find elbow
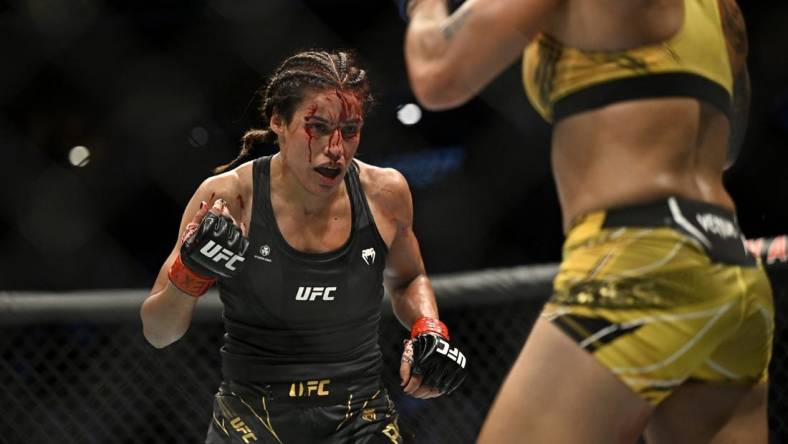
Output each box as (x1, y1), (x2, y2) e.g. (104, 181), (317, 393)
(142, 324), (183, 349)
(142, 329), (178, 349)
(140, 304), (182, 349)
(408, 62), (474, 111)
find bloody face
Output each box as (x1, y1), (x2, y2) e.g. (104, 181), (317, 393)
(279, 89), (364, 195)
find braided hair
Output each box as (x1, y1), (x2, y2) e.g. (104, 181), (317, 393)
(214, 50), (373, 173)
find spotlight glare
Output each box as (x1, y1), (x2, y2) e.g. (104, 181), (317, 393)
(397, 103), (422, 125)
(68, 146), (91, 167)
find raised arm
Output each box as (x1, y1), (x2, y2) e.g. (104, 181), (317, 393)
(140, 173), (247, 348)
(404, 0), (559, 110)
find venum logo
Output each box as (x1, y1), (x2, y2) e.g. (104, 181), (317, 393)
(362, 247), (376, 265)
(695, 213), (738, 239)
(295, 286), (337, 301)
(199, 240), (245, 271)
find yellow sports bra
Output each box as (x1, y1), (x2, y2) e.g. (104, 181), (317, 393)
(523, 0), (733, 122)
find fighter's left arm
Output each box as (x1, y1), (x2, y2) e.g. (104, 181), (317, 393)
(381, 168), (438, 329)
(380, 169), (468, 398)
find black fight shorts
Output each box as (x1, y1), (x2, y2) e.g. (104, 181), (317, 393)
(205, 376), (402, 444)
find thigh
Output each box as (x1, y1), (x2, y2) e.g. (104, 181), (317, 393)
(645, 268), (773, 444)
(644, 382), (768, 444)
(477, 318), (652, 444)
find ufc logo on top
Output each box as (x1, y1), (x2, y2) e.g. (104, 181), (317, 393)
(296, 287), (337, 301)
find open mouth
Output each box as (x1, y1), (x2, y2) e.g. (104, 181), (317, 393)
(314, 166), (342, 179)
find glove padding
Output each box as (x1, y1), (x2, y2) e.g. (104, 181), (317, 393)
(409, 333), (467, 395)
(396, 0), (467, 22)
(180, 212), (249, 279)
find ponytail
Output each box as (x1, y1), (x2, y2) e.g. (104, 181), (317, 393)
(213, 128), (277, 174)
(215, 50), (372, 175)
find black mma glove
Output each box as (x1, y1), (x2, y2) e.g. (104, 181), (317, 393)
(180, 211), (249, 279)
(407, 317), (467, 395)
(169, 205), (249, 297)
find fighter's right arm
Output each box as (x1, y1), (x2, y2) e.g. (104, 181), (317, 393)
(404, 0), (560, 110)
(140, 174), (244, 348)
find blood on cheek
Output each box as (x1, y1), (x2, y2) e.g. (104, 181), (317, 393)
(304, 104), (320, 162)
(302, 93), (363, 162)
(303, 125), (345, 162)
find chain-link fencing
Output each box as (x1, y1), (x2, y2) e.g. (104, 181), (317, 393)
(1, 264), (786, 443)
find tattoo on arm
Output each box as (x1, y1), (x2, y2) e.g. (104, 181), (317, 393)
(441, 7), (472, 40)
(718, 0), (748, 58)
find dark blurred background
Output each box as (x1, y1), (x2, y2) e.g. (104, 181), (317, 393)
(2, 0), (786, 291)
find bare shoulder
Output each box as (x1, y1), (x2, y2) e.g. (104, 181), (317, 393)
(356, 160), (413, 221)
(196, 160), (254, 208)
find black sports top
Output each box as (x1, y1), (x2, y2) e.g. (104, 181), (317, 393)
(218, 156), (389, 382)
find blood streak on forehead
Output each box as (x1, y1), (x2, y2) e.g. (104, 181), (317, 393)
(327, 90), (362, 148)
(334, 89), (363, 121)
(304, 91), (363, 122)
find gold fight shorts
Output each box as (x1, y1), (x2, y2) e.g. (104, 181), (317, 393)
(543, 196), (775, 405)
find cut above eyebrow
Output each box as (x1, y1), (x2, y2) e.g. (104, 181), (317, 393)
(304, 115), (363, 124)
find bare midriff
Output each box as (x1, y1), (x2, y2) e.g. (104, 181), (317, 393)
(544, 0), (737, 232)
(552, 97), (735, 233)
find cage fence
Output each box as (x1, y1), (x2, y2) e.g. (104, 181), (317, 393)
(1, 264), (786, 444)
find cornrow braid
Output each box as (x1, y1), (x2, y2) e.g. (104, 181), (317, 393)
(214, 49), (373, 174)
(338, 52), (348, 82)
